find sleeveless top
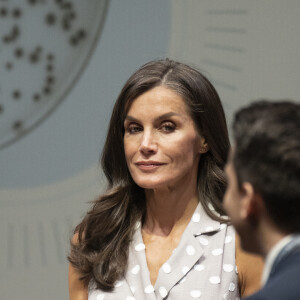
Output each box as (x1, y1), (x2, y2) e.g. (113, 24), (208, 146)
(88, 203), (240, 299)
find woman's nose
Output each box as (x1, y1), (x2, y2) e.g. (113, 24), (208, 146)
(139, 131), (157, 155)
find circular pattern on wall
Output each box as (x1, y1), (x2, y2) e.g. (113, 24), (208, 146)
(0, 0), (108, 150)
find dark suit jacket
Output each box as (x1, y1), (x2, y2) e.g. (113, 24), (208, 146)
(245, 251), (300, 300)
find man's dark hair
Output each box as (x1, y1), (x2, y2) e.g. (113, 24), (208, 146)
(232, 100), (300, 233)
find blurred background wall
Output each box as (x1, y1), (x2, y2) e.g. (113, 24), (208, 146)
(0, 1), (299, 299)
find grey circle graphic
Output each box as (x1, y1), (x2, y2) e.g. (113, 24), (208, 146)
(0, 0), (109, 150)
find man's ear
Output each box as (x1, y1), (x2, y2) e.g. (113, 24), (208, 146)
(239, 182), (261, 221)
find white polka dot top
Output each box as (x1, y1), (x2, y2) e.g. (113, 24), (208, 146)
(88, 203), (239, 300)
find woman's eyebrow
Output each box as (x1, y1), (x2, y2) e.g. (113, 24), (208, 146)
(124, 115), (140, 123)
(124, 112), (181, 123)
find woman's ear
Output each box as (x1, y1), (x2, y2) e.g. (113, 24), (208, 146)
(198, 136), (209, 154)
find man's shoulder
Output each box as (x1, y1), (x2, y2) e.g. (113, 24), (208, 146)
(245, 252), (300, 300)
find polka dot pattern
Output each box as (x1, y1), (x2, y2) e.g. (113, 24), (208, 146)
(130, 286), (136, 294)
(89, 205), (239, 300)
(131, 265), (140, 275)
(182, 266), (190, 275)
(190, 290), (202, 298)
(194, 264), (205, 271)
(229, 282), (236, 292)
(220, 223), (227, 230)
(209, 276), (221, 284)
(192, 212), (201, 222)
(144, 285), (154, 294)
(114, 281), (123, 288)
(199, 237), (208, 246)
(186, 245), (196, 255)
(159, 286), (168, 297)
(134, 243), (145, 251)
(212, 248), (223, 256)
(205, 226), (214, 231)
(179, 276), (187, 284)
(223, 264), (234, 272)
(162, 262), (172, 273)
(225, 236), (233, 244)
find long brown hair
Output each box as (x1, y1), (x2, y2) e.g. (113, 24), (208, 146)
(68, 59), (230, 291)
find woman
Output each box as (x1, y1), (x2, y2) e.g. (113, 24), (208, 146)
(69, 59), (263, 299)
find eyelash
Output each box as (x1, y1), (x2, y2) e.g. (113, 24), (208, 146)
(125, 122), (176, 134)
(126, 124), (142, 134)
(161, 122), (176, 132)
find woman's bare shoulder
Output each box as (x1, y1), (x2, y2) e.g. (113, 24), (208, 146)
(235, 234), (264, 298)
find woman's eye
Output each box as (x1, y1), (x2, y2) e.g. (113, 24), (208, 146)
(161, 122), (176, 132)
(127, 125), (142, 134)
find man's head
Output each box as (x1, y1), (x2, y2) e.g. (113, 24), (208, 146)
(224, 100), (300, 253)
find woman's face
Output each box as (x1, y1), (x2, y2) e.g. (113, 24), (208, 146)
(124, 86), (207, 190)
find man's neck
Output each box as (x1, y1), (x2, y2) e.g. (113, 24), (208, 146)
(255, 217), (287, 258)
(261, 235), (293, 286)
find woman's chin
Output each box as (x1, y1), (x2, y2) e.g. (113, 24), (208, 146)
(134, 178), (169, 190)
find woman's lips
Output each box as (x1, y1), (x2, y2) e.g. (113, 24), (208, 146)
(135, 161), (165, 171)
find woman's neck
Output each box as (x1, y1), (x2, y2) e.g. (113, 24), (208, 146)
(143, 184), (198, 237)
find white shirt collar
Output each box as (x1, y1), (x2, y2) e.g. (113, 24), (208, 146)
(261, 235), (292, 286)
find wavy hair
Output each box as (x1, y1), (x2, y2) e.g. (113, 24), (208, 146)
(68, 59), (230, 291)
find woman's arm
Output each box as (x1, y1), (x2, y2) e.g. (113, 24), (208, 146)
(68, 233), (88, 300)
(69, 263), (88, 300)
(236, 234), (264, 297)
